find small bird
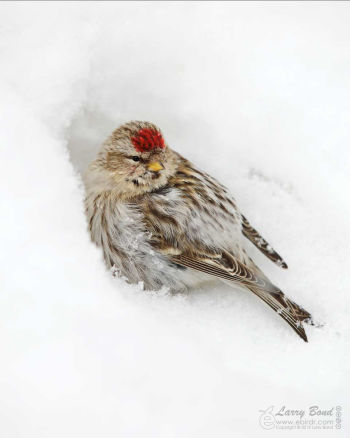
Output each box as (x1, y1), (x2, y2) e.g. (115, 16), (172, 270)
(84, 121), (313, 341)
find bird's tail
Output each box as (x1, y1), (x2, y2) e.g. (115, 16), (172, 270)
(247, 284), (313, 342)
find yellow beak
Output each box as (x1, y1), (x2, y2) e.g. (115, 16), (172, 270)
(147, 161), (164, 172)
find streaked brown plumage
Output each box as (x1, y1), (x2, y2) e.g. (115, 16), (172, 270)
(84, 121), (313, 342)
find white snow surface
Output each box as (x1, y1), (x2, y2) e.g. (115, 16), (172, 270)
(1, 2), (350, 437)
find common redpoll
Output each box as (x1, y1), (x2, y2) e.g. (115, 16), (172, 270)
(84, 121), (312, 342)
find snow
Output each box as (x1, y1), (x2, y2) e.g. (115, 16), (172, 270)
(1, 2), (350, 437)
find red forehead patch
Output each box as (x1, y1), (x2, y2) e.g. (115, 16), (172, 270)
(131, 128), (165, 153)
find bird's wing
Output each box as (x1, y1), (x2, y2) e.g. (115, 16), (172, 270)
(137, 159), (308, 340)
(240, 214), (288, 269)
(169, 249), (311, 342)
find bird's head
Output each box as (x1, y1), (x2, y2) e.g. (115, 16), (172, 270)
(87, 121), (177, 198)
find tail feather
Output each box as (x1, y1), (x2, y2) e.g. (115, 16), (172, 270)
(170, 252), (312, 342)
(249, 285), (312, 342)
(241, 214), (288, 269)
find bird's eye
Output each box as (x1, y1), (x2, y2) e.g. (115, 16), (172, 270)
(131, 156), (140, 162)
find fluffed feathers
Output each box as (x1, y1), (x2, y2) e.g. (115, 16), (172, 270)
(84, 120), (313, 342)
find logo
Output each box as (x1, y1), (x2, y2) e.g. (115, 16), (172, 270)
(258, 405), (342, 430)
(259, 406), (276, 430)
